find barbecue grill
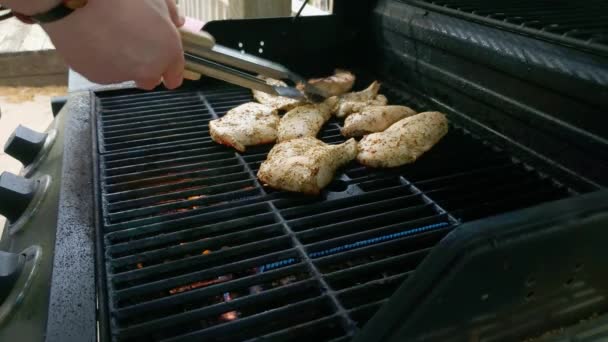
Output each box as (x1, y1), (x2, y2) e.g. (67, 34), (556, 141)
(1, 1), (607, 342)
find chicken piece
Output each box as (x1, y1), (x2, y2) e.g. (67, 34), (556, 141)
(252, 77), (305, 111)
(335, 95), (388, 119)
(209, 102), (279, 152)
(307, 69), (356, 97)
(357, 111), (448, 168)
(277, 96), (338, 142)
(334, 81), (385, 118)
(258, 137), (358, 194)
(341, 105), (417, 138)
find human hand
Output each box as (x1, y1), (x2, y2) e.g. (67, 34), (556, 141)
(42, 0), (186, 90)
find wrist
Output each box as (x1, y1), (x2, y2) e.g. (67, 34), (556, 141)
(3, 0), (61, 16)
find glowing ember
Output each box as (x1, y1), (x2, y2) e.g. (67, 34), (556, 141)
(187, 195), (206, 201)
(169, 279), (221, 295)
(136, 263), (144, 269)
(219, 292), (239, 321)
(202, 250), (212, 255)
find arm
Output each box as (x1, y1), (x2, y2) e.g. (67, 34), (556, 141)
(1, 0), (60, 16)
(2, 0), (186, 90)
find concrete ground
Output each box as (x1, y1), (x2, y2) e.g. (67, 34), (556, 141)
(0, 86), (66, 233)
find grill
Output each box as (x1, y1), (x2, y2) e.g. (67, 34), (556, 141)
(406, 0), (608, 56)
(93, 81), (576, 341)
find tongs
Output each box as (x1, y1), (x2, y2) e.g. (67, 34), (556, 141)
(180, 29), (328, 101)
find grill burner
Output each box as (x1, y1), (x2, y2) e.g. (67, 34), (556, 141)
(406, 0), (608, 56)
(94, 82), (575, 341)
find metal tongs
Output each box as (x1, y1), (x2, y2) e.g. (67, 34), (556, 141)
(180, 29), (328, 101)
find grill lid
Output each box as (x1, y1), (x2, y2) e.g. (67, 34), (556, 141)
(405, 0), (608, 56)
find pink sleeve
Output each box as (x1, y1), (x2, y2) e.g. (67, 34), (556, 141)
(182, 16), (206, 32)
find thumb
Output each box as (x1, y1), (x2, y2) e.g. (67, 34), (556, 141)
(165, 0), (185, 27)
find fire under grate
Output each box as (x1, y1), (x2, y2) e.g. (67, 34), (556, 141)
(93, 82), (574, 341)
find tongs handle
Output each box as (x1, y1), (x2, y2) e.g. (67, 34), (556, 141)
(178, 28), (314, 100)
(179, 28), (216, 50)
(179, 28), (305, 85)
(179, 29), (212, 80)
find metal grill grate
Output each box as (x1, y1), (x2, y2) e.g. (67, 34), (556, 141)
(405, 0), (608, 56)
(94, 82), (572, 341)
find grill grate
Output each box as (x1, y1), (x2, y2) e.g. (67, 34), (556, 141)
(94, 82), (573, 341)
(405, 0), (608, 56)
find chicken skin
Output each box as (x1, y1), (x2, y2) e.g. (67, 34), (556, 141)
(341, 105), (417, 138)
(209, 102), (279, 152)
(252, 77), (305, 111)
(334, 81), (385, 118)
(357, 111), (448, 168)
(307, 69), (356, 97)
(277, 97), (338, 142)
(257, 137), (358, 194)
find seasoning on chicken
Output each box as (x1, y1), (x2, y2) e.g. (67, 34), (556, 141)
(252, 76), (305, 111)
(257, 137), (358, 195)
(357, 111), (448, 168)
(209, 102), (279, 152)
(335, 95), (388, 119)
(341, 105), (417, 138)
(277, 96), (338, 142)
(306, 69), (356, 97)
(334, 81), (386, 118)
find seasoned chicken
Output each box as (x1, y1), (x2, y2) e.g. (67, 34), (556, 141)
(341, 105), (417, 138)
(209, 102), (279, 152)
(335, 81), (385, 118)
(257, 137), (358, 194)
(277, 97), (338, 142)
(307, 69), (356, 97)
(357, 111), (448, 168)
(336, 95), (388, 119)
(252, 77), (305, 111)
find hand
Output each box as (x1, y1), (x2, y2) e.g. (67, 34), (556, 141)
(42, 0), (186, 90)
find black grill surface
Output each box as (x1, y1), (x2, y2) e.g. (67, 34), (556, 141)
(405, 0), (608, 56)
(94, 82), (573, 341)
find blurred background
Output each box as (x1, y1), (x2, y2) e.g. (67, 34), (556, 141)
(177, 0), (333, 21)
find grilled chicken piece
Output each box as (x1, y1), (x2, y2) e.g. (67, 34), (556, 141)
(307, 69), (356, 97)
(357, 111), (448, 168)
(334, 81), (385, 118)
(335, 95), (388, 119)
(253, 77), (305, 111)
(341, 105), (417, 138)
(209, 102), (279, 152)
(258, 137), (358, 194)
(277, 97), (338, 142)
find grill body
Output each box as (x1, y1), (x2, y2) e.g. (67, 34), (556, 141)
(93, 82), (578, 341)
(44, 1), (608, 341)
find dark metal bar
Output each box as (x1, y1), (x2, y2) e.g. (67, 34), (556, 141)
(113, 248), (299, 300)
(161, 296), (331, 342)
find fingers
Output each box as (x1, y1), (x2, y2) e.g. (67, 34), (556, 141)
(165, 0), (185, 27)
(136, 78), (162, 91)
(162, 49), (185, 89)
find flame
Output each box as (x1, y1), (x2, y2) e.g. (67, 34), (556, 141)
(219, 292), (239, 321)
(220, 310), (238, 321)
